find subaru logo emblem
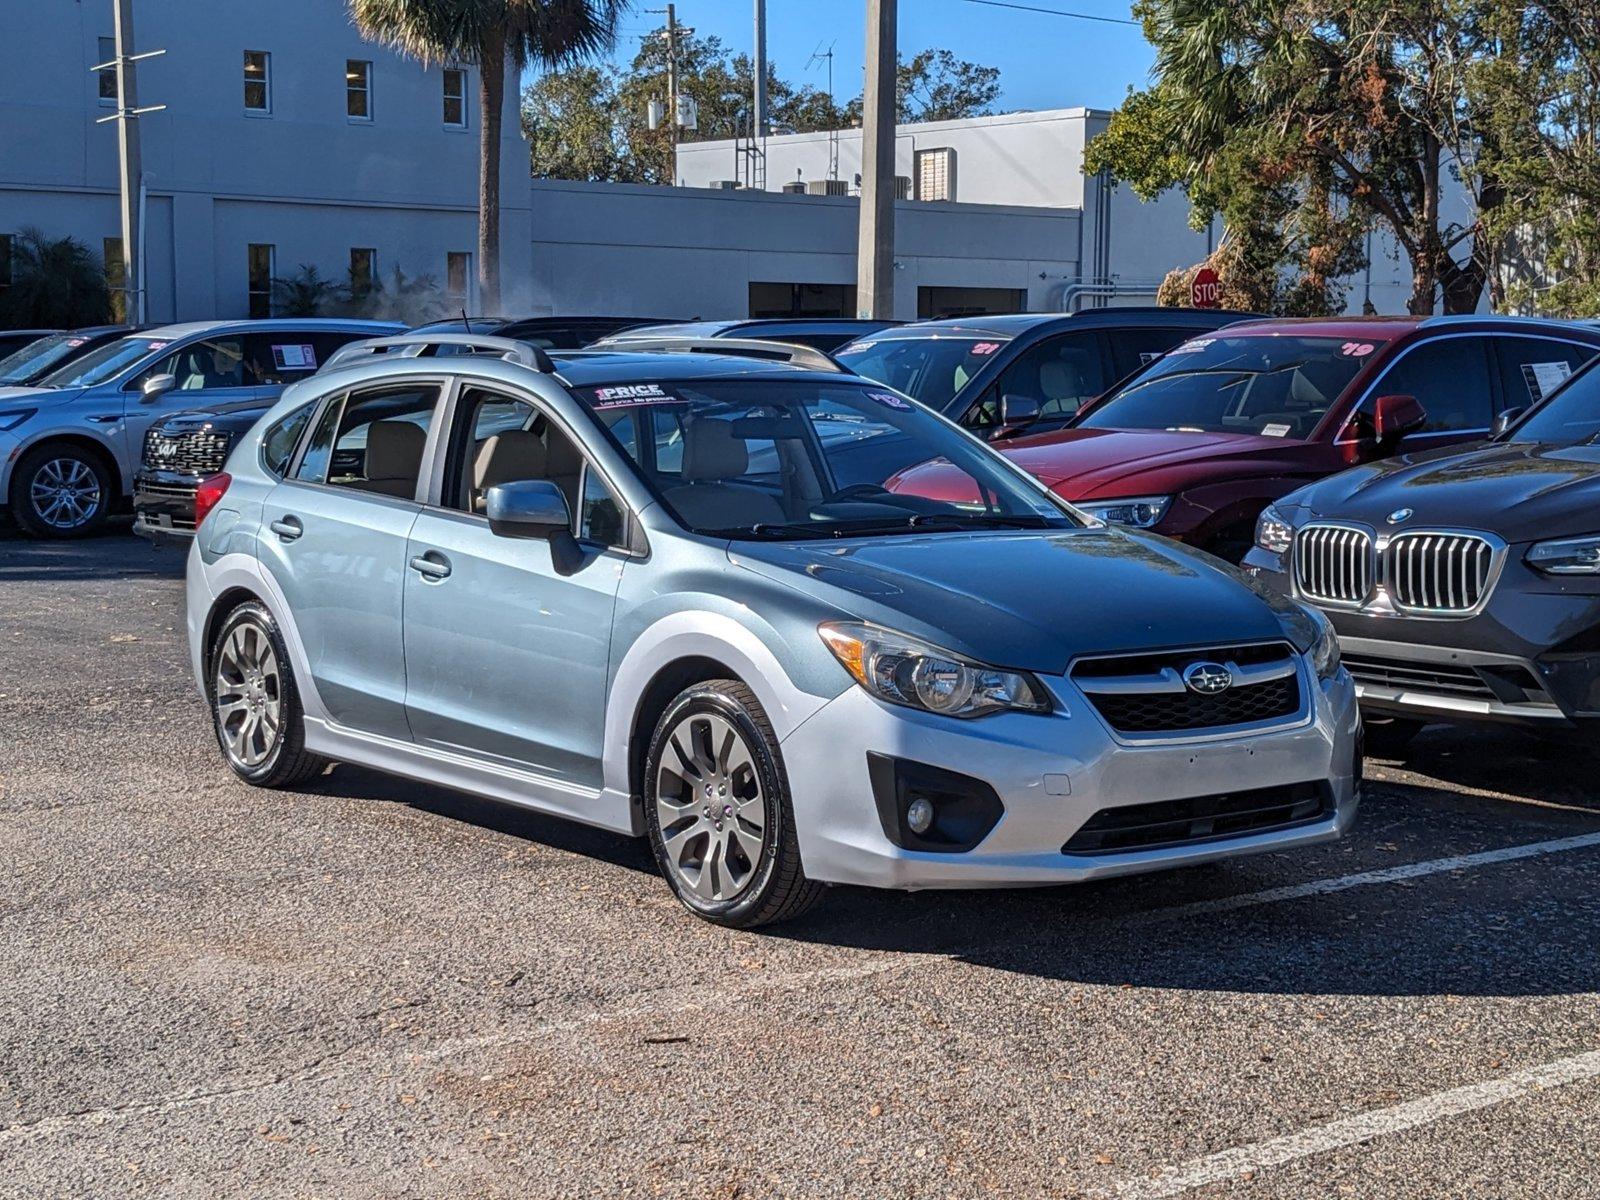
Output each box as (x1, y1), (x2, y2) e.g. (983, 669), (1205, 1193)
(1182, 661), (1233, 695)
(1386, 507), (1413, 525)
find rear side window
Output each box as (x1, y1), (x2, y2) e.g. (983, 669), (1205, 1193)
(1106, 328), (1200, 380)
(1367, 338), (1493, 433)
(1494, 337), (1596, 409)
(262, 403), (314, 476)
(247, 332), (373, 384)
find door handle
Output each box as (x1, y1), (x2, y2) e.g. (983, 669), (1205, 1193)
(269, 516), (303, 542)
(409, 552), (452, 580)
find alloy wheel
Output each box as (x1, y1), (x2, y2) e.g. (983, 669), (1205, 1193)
(29, 457), (103, 531)
(653, 711), (769, 902)
(214, 622), (284, 769)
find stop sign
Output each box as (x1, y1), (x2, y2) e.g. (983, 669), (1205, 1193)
(1191, 267), (1222, 309)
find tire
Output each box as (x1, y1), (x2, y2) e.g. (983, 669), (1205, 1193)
(643, 680), (824, 928)
(207, 600), (328, 789)
(8, 442), (114, 538)
(1362, 715), (1425, 757)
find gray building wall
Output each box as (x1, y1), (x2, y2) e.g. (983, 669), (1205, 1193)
(0, 0), (529, 322)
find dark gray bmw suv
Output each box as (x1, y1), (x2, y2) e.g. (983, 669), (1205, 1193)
(1244, 351), (1600, 750)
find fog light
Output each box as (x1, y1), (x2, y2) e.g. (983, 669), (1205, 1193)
(906, 797), (935, 835)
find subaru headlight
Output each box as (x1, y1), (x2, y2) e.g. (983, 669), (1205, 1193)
(1075, 495), (1172, 529)
(0, 408), (38, 433)
(818, 621), (1052, 719)
(1255, 503), (1295, 554)
(1527, 534), (1600, 575)
(1302, 603), (1342, 680)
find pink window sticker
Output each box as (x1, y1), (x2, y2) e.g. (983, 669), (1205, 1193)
(1340, 342), (1376, 357)
(66, 337), (88, 347)
(146, 341), (169, 351)
(969, 342), (1002, 356)
(867, 390), (912, 410)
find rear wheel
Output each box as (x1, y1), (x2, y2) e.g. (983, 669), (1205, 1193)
(209, 601), (327, 788)
(1362, 715), (1425, 757)
(8, 443), (113, 538)
(643, 680), (823, 928)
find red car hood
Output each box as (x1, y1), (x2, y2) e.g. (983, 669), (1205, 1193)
(893, 427), (1315, 502)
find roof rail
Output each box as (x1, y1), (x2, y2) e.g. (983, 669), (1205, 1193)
(598, 336), (853, 374)
(323, 332), (556, 373)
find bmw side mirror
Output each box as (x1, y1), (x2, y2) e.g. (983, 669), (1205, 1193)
(1492, 406), (1526, 438)
(141, 372), (177, 401)
(995, 393), (1040, 438)
(485, 479), (584, 574)
(1372, 393), (1427, 443)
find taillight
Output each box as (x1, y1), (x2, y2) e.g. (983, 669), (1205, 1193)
(194, 472), (232, 528)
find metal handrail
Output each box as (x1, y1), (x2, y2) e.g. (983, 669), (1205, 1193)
(323, 333), (556, 373)
(595, 336), (853, 374)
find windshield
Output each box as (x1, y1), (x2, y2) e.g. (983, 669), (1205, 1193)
(40, 334), (172, 388)
(577, 378), (1076, 539)
(0, 332), (101, 385)
(834, 336), (1008, 411)
(1505, 359), (1600, 444)
(1076, 334), (1384, 439)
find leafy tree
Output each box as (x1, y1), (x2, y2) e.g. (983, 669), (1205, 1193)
(1087, 0), (1508, 315)
(0, 228), (112, 329)
(845, 48), (1002, 124)
(349, 0), (623, 311)
(270, 265), (344, 317)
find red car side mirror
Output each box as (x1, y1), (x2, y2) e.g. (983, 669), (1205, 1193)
(1372, 393), (1427, 443)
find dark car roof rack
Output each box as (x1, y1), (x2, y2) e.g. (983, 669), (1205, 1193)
(324, 332), (556, 373)
(596, 336), (853, 374)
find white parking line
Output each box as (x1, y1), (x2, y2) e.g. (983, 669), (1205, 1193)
(1156, 831), (1600, 920)
(1107, 1048), (1600, 1198)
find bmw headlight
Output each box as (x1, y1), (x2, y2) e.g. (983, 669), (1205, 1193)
(1527, 534), (1600, 575)
(1302, 603), (1342, 680)
(1255, 503), (1295, 554)
(819, 621), (1052, 719)
(1076, 495), (1172, 529)
(0, 408), (38, 433)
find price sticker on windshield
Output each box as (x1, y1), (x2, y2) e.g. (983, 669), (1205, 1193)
(1340, 342), (1376, 357)
(969, 342), (1002, 356)
(590, 382), (681, 409)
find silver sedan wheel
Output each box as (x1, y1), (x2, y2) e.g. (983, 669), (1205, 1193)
(654, 711), (768, 903)
(214, 623), (283, 770)
(29, 457), (103, 530)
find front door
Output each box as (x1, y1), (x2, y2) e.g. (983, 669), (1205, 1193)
(256, 380), (442, 740)
(402, 385), (627, 788)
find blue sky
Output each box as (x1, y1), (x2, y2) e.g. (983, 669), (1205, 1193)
(537, 0), (1155, 113)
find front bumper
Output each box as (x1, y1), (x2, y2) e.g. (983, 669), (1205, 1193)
(778, 667), (1360, 890)
(1243, 542), (1600, 726)
(133, 470), (199, 543)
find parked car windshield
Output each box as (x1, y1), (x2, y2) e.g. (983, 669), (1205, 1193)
(1504, 361), (1600, 443)
(40, 334), (171, 388)
(1075, 334), (1384, 439)
(577, 378), (1076, 539)
(834, 336), (1010, 411)
(0, 332), (98, 385)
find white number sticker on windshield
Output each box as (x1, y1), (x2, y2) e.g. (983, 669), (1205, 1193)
(1260, 423), (1292, 438)
(1172, 338), (1213, 353)
(866, 390), (912, 410)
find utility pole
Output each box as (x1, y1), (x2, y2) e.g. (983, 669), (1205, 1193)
(753, 0), (768, 138)
(664, 5), (681, 169)
(856, 0), (896, 319)
(94, 0), (164, 325)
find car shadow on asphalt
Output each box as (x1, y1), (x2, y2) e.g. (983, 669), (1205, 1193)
(1371, 724), (1600, 817)
(0, 523), (185, 581)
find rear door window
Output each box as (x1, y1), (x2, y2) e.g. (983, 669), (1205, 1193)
(1106, 328), (1202, 381)
(1493, 337), (1596, 409)
(247, 331), (374, 384)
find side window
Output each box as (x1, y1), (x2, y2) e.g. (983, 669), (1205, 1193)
(1367, 339), (1493, 434)
(262, 402), (314, 476)
(1495, 338), (1596, 410)
(294, 385), (438, 497)
(977, 332), (1107, 426)
(579, 468), (626, 547)
(247, 332), (367, 384)
(448, 387), (586, 521)
(149, 337), (259, 391)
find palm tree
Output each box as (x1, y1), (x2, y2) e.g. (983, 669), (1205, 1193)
(0, 227), (112, 329)
(348, 0), (623, 312)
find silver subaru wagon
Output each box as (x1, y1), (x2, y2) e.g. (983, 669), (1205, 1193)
(185, 332), (1361, 927)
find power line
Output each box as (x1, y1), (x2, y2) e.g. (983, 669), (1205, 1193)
(955, 0), (1140, 27)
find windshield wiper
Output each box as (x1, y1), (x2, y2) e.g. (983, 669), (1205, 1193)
(907, 511), (1060, 529)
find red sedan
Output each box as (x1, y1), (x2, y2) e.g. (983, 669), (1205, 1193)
(891, 316), (1600, 560)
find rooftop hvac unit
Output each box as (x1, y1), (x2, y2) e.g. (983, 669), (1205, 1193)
(895, 175), (912, 200)
(806, 179), (849, 197)
(709, 180), (740, 190)
(781, 181), (807, 194)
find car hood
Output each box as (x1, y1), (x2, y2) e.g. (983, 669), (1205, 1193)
(1284, 440), (1600, 543)
(0, 383), (87, 410)
(730, 528), (1302, 674)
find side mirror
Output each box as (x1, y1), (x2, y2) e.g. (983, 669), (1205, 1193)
(486, 479), (572, 539)
(141, 373), (177, 401)
(1372, 393), (1427, 443)
(995, 393), (1040, 437)
(1492, 406), (1527, 438)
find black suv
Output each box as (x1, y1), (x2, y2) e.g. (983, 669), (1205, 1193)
(1245, 349), (1600, 748)
(833, 308), (1263, 440)
(409, 314), (676, 349)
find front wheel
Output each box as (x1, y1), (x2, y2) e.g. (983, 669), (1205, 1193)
(208, 601), (328, 788)
(643, 680), (824, 928)
(8, 443), (114, 538)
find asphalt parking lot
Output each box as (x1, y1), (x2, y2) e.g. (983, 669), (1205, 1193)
(3, 530), (1599, 1199)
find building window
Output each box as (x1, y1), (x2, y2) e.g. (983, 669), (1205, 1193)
(442, 68), (467, 128)
(916, 285), (1025, 320)
(104, 238), (126, 322)
(0, 233), (12, 294)
(97, 38), (119, 105)
(349, 247), (376, 296)
(247, 243), (275, 318)
(243, 51), (271, 113)
(915, 148), (956, 202)
(446, 252), (471, 304)
(346, 60), (373, 121)
(747, 282), (855, 318)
